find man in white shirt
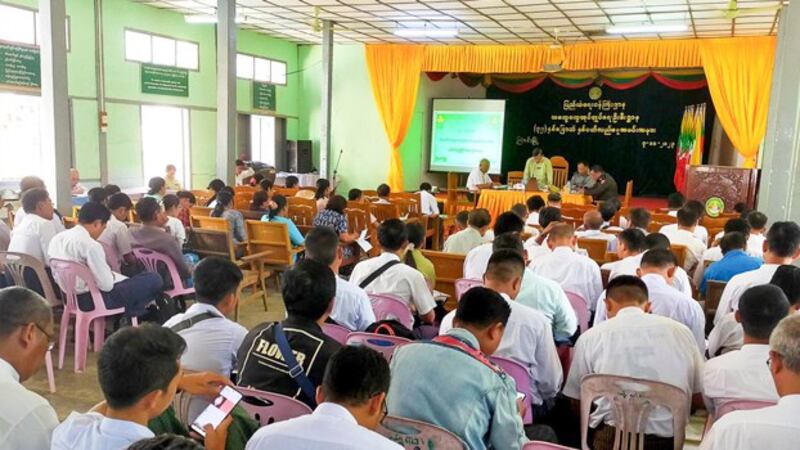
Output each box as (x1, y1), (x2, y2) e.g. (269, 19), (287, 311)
(350, 219), (436, 324)
(48, 202), (164, 318)
(700, 314), (800, 450)
(443, 208), (491, 254)
(8, 188), (58, 266)
(575, 210), (617, 252)
(51, 324), (230, 450)
(464, 212), (524, 280)
(246, 345), (402, 450)
(305, 227), (375, 331)
(524, 206), (562, 260)
(714, 221), (800, 325)
(98, 192), (136, 271)
(466, 158), (496, 192)
(703, 285), (788, 415)
(525, 195), (545, 231)
(659, 207), (706, 272)
(744, 211), (768, 258)
(13, 176), (65, 233)
(441, 250), (562, 413)
(418, 182), (439, 217)
(563, 276), (704, 448)
(69, 168), (86, 195)
(0, 287), (59, 450)
(601, 229), (648, 281)
(530, 223), (603, 312)
(625, 208), (651, 235)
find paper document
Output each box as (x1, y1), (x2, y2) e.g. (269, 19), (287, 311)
(356, 229), (372, 253)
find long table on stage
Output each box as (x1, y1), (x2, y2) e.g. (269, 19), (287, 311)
(477, 189), (593, 221)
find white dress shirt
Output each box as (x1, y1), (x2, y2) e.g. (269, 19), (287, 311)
(245, 402), (402, 450)
(712, 232), (766, 258)
(575, 229), (618, 252)
(440, 294), (563, 405)
(463, 242), (493, 280)
(98, 215), (132, 264)
(14, 209), (64, 233)
(466, 168), (492, 191)
(51, 412), (154, 450)
(331, 276), (376, 331)
(165, 216), (186, 245)
(530, 246), (603, 311)
(702, 344), (777, 416)
(7, 213), (57, 265)
(714, 264), (780, 325)
(0, 358), (59, 450)
(526, 212), (539, 228)
(659, 227), (706, 271)
(419, 190), (439, 216)
(349, 252), (436, 316)
(707, 312), (744, 357)
(517, 268), (578, 341)
(700, 395), (800, 450)
(601, 253), (693, 297)
(48, 225), (125, 293)
(443, 227), (485, 254)
(563, 307), (704, 437)
(660, 223), (709, 245)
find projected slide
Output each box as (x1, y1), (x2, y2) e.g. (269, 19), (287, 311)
(429, 99), (506, 174)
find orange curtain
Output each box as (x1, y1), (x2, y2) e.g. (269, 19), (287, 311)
(364, 45), (425, 191)
(699, 37), (776, 168)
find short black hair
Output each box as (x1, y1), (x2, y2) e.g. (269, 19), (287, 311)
(176, 191), (196, 205)
(98, 324), (185, 409)
(640, 249), (676, 268)
(193, 257), (243, 306)
(378, 218), (407, 251)
(304, 226), (340, 266)
(250, 191), (269, 210)
(162, 194), (179, 211)
(492, 232), (524, 254)
(135, 197), (162, 223)
(746, 211), (768, 230)
(21, 188), (49, 214)
(406, 222), (425, 248)
(667, 192), (685, 209)
(676, 207), (698, 227)
(538, 206), (562, 228)
(148, 177), (166, 195)
(629, 208), (651, 229)
(526, 195), (545, 212)
(282, 259), (336, 320)
(347, 188), (363, 201)
(590, 165), (604, 173)
(127, 435), (203, 450)
(720, 232), (747, 254)
(577, 160), (590, 167)
(767, 222), (800, 258)
(104, 184), (121, 195)
(645, 232), (671, 251)
(268, 194), (287, 219)
(326, 195), (347, 214)
(733, 202), (749, 214)
(510, 204), (528, 220)
(0, 287), (51, 338)
(739, 284), (790, 340)
(87, 187), (108, 204)
(322, 346), (390, 407)
(618, 228), (647, 253)
(547, 192), (561, 203)
(207, 179), (225, 192)
(606, 275), (649, 304)
(285, 176), (299, 188)
(532, 148), (543, 157)
(108, 193), (133, 211)
(468, 209), (491, 229)
(377, 183), (391, 198)
(455, 211), (469, 228)
(724, 218), (750, 236)
(684, 200), (705, 218)
(494, 211), (524, 235)
(259, 179), (274, 192)
(419, 182), (432, 192)
(211, 191), (233, 217)
(598, 202), (617, 222)
(78, 201), (111, 224)
(485, 250), (525, 283)
(770, 265), (800, 306)
(454, 287), (511, 329)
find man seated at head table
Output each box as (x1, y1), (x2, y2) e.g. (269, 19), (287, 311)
(466, 159), (499, 192)
(581, 165), (618, 202)
(522, 148), (553, 190)
(568, 161), (595, 191)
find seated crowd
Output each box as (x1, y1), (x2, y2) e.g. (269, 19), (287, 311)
(1, 172), (800, 450)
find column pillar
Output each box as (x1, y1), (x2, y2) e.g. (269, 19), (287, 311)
(216, 0), (237, 184)
(320, 20), (333, 178)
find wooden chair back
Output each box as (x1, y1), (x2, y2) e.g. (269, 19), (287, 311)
(577, 238), (608, 264)
(651, 213), (678, 224)
(371, 203), (401, 223)
(507, 171), (523, 185)
(274, 187), (298, 197)
(288, 205), (314, 227)
(394, 198), (420, 218)
(234, 186), (257, 195)
(191, 215), (230, 232)
(347, 201), (371, 215)
(234, 192), (255, 210)
(420, 250), (465, 309)
(704, 280), (727, 313)
(246, 220), (299, 267)
(345, 208), (370, 234)
(670, 244), (689, 270)
(622, 180), (633, 208)
(550, 155), (569, 188)
(286, 195), (317, 214)
(187, 225), (236, 261)
(239, 210), (264, 221)
(190, 190), (212, 206)
(190, 206), (213, 218)
(702, 216), (730, 230)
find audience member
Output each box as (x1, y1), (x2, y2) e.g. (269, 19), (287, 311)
(530, 224), (603, 312)
(130, 197), (192, 283)
(670, 199), (710, 244)
(627, 207), (651, 233)
(582, 165), (618, 202)
(0, 287), (59, 450)
(104, 184), (121, 195)
(164, 164), (182, 191)
(98, 192), (137, 270)
(245, 346), (401, 450)
(510, 203), (529, 222)
(175, 191), (195, 228)
(701, 314), (800, 449)
(284, 175), (300, 189)
(700, 232), (763, 295)
(526, 206), (562, 259)
(249, 190), (270, 215)
(312, 195), (357, 261)
(601, 229), (647, 280)
(48, 202), (163, 317)
(643, 232), (694, 296)
(87, 187), (109, 205)
(454, 210), (470, 231)
(262, 195), (304, 247)
(350, 219), (435, 324)
(8, 188), (57, 267)
(404, 222), (436, 287)
(745, 211), (769, 257)
(575, 210), (617, 251)
(443, 208), (491, 254)
(127, 434), (202, 450)
(547, 192), (561, 208)
(389, 287), (528, 449)
(162, 194), (186, 246)
(464, 211), (524, 280)
(70, 168), (86, 195)
(237, 259), (341, 408)
(666, 192), (685, 216)
(211, 190), (246, 244)
(659, 207), (706, 271)
(347, 188), (364, 202)
(703, 218), (752, 262)
(315, 179), (332, 211)
(234, 160), (255, 186)
(374, 184), (391, 204)
(598, 201), (618, 229)
(13, 176), (64, 232)
(304, 227), (375, 332)
(563, 276), (704, 450)
(525, 195), (545, 229)
(145, 177), (167, 202)
(205, 179), (226, 208)
(418, 182), (439, 216)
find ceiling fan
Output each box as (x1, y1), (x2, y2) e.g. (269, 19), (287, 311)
(719, 0), (783, 20)
(543, 28), (565, 73)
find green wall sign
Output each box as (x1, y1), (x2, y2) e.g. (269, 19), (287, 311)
(253, 82), (276, 111)
(141, 64), (189, 97)
(0, 42), (41, 88)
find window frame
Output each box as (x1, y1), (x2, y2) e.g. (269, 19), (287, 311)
(0, 2), (71, 52)
(236, 51), (287, 86)
(123, 27), (200, 72)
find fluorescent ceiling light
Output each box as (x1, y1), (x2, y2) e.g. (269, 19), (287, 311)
(606, 23), (688, 34)
(395, 23), (459, 38)
(185, 14), (245, 24)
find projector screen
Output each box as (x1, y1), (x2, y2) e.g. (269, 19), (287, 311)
(429, 99), (506, 174)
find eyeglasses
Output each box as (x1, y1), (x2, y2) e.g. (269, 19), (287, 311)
(34, 323), (55, 351)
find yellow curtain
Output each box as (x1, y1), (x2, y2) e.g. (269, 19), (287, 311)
(365, 45), (425, 191)
(699, 37), (776, 168)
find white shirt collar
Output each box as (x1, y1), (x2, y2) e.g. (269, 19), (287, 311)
(98, 415), (154, 441)
(0, 357), (20, 383)
(739, 343), (771, 354)
(73, 224), (92, 240)
(551, 246), (574, 256)
(378, 252), (401, 262)
(185, 302), (225, 318)
(615, 306), (646, 318)
(313, 402), (359, 425)
(641, 273), (669, 287)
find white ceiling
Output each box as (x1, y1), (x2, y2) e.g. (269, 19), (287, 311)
(134, 0), (787, 45)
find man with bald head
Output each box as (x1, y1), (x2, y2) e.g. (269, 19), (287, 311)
(466, 159), (496, 193)
(575, 210), (618, 252)
(13, 176), (64, 233)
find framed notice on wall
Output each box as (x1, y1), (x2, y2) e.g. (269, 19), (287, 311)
(0, 42), (41, 89)
(141, 63), (189, 97)
(253, 81), (276, 111)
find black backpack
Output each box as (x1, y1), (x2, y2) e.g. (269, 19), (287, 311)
(140, 293), (183, 325)
(365, 319), (416, 340)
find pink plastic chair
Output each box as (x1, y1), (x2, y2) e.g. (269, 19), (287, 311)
(523, 441), (578, 449)
(99, 241), (121, 273)
(345, 331), (412, 360)
(132, 248), (195, 298)
(368, 293), (414, 330)
(489, 355), (534, 425)
(322, 323), (351, 345)
(236, 387), (312, 425)
(454, 278), (484, 301)
(565, 291), (589, 332)
(702, 398), (777, 436)
(378, 415), (468, 450)
(579, 374), (690, 450)
(50, 258), (138, 373)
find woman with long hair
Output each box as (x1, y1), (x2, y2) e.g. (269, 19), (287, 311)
(250, 190), (270, 214)
(262, 195), (304, 246)
(315, 178), (332, 211)
(404, 221), (436, 288)
(206, 178), (226, 207)
(210, 189), (246, 244)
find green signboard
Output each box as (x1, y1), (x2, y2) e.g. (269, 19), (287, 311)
(141, 64), (189, 97)
(0, 42), (41, 88)
(253, 82), (276, 111)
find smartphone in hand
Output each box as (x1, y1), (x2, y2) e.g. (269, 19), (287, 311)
(190, 386), (243, 437)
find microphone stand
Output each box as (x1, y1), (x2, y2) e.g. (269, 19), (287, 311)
(332, 148), (344, 191)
